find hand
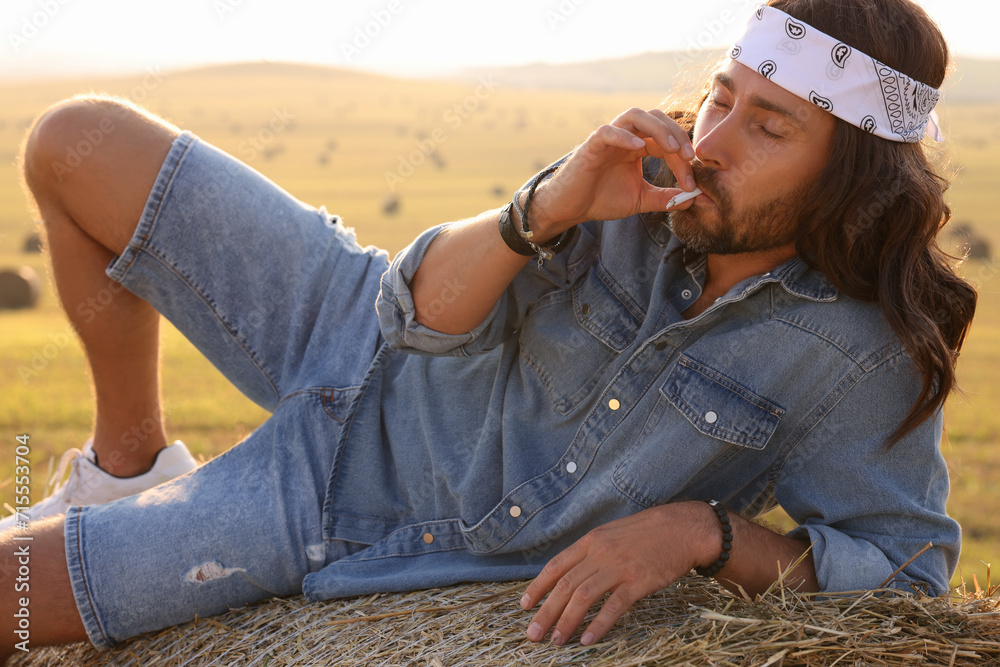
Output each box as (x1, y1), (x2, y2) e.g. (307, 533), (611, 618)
(527, 107), (698, 240)
(519, 501), (718, 646)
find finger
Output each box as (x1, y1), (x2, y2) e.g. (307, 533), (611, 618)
(584, 123), (650, 155)
(578, 586), (641, 646)
(521, 549), (579, 612)
(546, 571), (620, 646)
(641, 109), (697, 192)
(524, 558), (601, 643)
(647, 108), (696, 158)
(602, 108), (697, 192)
(528, 567), (609, 645)
(637, 185), (696, 214)
(611, 108), (695, 163)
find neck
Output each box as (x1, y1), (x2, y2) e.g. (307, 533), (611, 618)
(683, 243), (797, 319)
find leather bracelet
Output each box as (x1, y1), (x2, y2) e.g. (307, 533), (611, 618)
(497, 202), (536, 256)
(520, 165), (577, 262)
(694, 499), (733, 578)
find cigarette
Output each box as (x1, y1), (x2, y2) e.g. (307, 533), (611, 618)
(666, 187), (703, 209)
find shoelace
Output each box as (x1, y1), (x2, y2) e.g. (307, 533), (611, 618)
(45, 447), (86, 500)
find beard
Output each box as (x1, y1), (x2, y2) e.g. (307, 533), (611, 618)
(669, 163), (811, 255)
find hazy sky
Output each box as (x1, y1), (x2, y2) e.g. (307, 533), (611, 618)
(1, 0), (995, 80)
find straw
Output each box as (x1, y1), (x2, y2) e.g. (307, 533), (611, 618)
(13, 572), (999, 667)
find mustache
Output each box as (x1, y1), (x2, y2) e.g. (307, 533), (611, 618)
(689, 162), (727, 205)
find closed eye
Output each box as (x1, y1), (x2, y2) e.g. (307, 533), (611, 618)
(758, 124), (784, 140)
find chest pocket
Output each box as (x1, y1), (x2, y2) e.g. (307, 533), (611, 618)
(519, 260), (644, 415)
(665, 356), (784, 448)
(613, 355), (784, 508)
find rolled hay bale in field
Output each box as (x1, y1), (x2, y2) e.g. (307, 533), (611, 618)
(0, 266), (41, 310)
(14, 576), (1000, 666)
(382, 193), (400, 216)
(22, 232), (43, 253)
(946, 221), (993, 261)
(966, 235), (992, 260)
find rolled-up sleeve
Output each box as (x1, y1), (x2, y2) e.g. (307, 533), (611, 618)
(375, 217), (593, 356)
(778, 353), (959, 596)
(375, 222), (509, 356)
(377, 157), (590, 356)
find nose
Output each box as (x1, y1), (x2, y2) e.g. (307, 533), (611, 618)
(693, 116), (736, 171)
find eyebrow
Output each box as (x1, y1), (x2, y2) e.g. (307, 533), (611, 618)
(713, 72), (806, 129)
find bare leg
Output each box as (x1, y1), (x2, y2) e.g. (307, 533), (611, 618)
(0, 517), (87, 659)
(21, 96), (180, 477)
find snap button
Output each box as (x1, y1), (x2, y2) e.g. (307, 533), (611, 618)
(581, 303), (591, 315)
(608, 398), (621, 411)
(566, 461), (578, 474)
(654, 341), (667, 351)
(422, 532), (434, 544)
(705, 411), (718, 424)
(509, 505), (522, 518)
(681, 289), (692, 300)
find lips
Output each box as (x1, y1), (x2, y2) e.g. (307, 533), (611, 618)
(688, 165), (724, 210)
(694, 189), (716, 206)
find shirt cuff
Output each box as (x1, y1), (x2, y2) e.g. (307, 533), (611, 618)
(376, 223), (504, 356)
(787, 523), (953, 596)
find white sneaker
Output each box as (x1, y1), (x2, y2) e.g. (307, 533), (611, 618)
(0, 440), (198, 531)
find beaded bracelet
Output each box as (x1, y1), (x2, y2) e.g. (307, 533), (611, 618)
(694, 499), (733, 578)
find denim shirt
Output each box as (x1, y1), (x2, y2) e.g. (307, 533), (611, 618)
(301, 191), (958, 602)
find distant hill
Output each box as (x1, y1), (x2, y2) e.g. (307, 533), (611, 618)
(942, 57), (1000, 103)
(457, 50), (1000, 103)
(457, 51), (720, 96)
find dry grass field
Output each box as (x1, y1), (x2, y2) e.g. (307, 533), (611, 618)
(0, 60), (997, 594)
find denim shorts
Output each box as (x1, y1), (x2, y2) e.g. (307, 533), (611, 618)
(65, 131), (390, 649)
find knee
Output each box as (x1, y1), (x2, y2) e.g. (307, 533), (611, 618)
(21, 95), (170, 191)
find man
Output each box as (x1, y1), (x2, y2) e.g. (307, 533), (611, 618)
(0, 0), (976, 658)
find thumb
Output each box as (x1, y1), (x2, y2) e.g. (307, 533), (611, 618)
(641, 186), (699, 213)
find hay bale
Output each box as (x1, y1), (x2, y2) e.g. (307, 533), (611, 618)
(946, 221), (993, 260)
(14, 576), (1000, 666)
(966, 236), (992, 260)
(382, 194), (400, 216)
(22, 232), (43, 253)
(0, 266), (41, 309)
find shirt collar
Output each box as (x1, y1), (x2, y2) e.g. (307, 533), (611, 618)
(650, 217), (839, 303)
(769, 256), (839, 302)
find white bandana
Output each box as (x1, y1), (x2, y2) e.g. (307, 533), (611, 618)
(730, 4), (942, 143)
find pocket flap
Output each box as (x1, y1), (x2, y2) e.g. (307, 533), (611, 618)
(571, 262), (644, 353)
(661, 356), (784, 450)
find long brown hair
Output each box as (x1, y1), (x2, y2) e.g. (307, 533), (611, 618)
(662, 0), (977, 446)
